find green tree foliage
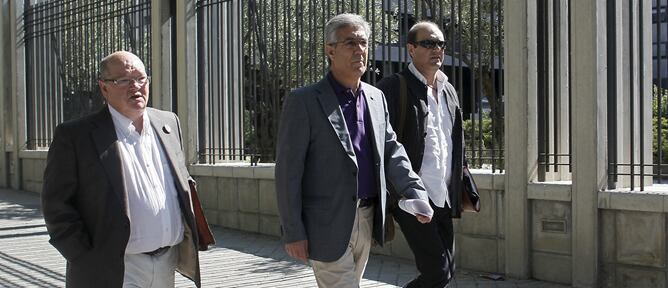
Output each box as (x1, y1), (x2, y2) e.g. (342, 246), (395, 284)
(653, 85), (668, 166)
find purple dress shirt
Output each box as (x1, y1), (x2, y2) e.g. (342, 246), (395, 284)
(327, 73), (378, 200)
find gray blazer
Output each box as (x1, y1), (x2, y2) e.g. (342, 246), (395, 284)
(42, 106), (201, 287)
(275, 77), (428, 262)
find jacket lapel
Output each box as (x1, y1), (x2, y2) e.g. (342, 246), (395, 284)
(361, 82), (383, 162)
(148, 109), (190, 193)
(91, 107), (127, 212)
(404, 71), (430, 133)
(315, 78), (358, 167)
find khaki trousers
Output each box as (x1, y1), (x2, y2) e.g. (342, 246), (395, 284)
(310, 204), (375, 288)
(123, 246), (178, 288)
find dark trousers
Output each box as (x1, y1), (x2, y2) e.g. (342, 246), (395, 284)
(393, 201), (454, 288)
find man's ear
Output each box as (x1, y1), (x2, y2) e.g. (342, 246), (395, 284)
(325, 44), (335, 61)
(98, 80), (109, 100)
(407, 43), (416, 59)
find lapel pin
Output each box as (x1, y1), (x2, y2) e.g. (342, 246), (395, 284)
(163, 125), (172, 134)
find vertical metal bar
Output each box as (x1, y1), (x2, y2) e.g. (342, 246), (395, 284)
(299, 0), (304, 87)
(218, 2), (225, 160)
(536, 0), (546, 180)
(83, 0), (89, 117)
(402, 0), (408, 68)
(309, 0), (314, 84)
(639, 0), (645, 190)
(229, 0), (235, 159)
(658, 0), (664, 182)
(220, 2), (228, 159)
(205, 2), (213, 162)
(416, 0), (421, 21)
(476, 0), (483, 168)
(369, 0), (375, 84)
(25, 1), (33, 149)
(449, 0), (455, 92)
(489, 0), (497, 171)
(216, 2), (223, 161)
(467, 0), (475, 167)
(552, 0), (560, 173)
(380, 0), (386, 78)
(457, 0), (463, 109)
(38, 3), (45, 148)
(57, 2), (63, 128)
(208, 0), (214, 163)
(248, 0), (256, 160)
(196, 1), (205, 163)
(629, 0), (635, 189)
(327, 0), (331, 25)
(567, 0), (572, 174)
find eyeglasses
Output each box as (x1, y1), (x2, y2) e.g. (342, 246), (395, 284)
(411, 39), (446, 50)
(328, 38), (369, 50)
(102, 76), (150, 87)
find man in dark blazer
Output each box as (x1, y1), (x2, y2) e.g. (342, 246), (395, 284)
(376, 22), (466, 288)
(42, 51), (202, 287)
(275, 13), (433, 288)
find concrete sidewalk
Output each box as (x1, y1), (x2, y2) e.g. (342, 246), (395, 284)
(0, 189), (567, 287)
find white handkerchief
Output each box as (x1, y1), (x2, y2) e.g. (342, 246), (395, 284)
(398, 199), (434, 218)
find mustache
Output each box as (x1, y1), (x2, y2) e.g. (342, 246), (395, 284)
(351, 57), (365, 62)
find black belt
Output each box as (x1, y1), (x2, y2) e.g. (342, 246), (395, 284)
(143, 246), (171, 257)
(359, 198), (376, 207)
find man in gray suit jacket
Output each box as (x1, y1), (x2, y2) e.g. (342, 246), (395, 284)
(42, 51), (202, 287)
(275, 13), (432, 288)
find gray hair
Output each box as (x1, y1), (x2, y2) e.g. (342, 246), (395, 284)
(324, 13), (371, 44)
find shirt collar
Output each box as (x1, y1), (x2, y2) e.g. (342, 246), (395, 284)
(108, 105), (151, 137)
(327, 71), (364, 97)
(408, 62), (449, 88)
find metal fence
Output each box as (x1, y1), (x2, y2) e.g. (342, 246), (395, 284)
(607, 0), (655, 190)
(196, 0), (244, 163)
(23, 0), (151, 149)
(200, 0), (504, 168)
(536, 0), (571, 181)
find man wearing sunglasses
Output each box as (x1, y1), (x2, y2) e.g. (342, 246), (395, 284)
(376, 21), (466, 288)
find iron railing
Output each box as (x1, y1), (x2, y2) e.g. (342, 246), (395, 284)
(196, 0), (245, 163)
(608, 0), (655, 190)
(198, 0), (504, 168)
(23, 0), (151, 149)
(536, 0), (572, 181)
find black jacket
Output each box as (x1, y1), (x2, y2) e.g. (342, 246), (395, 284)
(376, 68), (466, 218)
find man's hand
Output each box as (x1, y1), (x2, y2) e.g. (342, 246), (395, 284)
(416, 214), (432, 224)
(285, 240), (309, 262)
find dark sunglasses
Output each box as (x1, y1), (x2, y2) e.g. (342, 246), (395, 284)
(412, 39), (446, 49)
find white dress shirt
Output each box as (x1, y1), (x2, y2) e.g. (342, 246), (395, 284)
(408, 63), (454, 208)
(108, 106), (184, 254)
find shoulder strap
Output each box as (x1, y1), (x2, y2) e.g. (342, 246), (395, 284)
(396, 73), (408, 142)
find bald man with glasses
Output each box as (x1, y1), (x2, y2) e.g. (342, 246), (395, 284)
(42, 51), (205, 288)
(376, 21), (467, 288)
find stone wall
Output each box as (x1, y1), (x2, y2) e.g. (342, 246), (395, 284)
(190, 164), (507, 273)
(18, 151), (47, 194)
(598, 191), (668, 287)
